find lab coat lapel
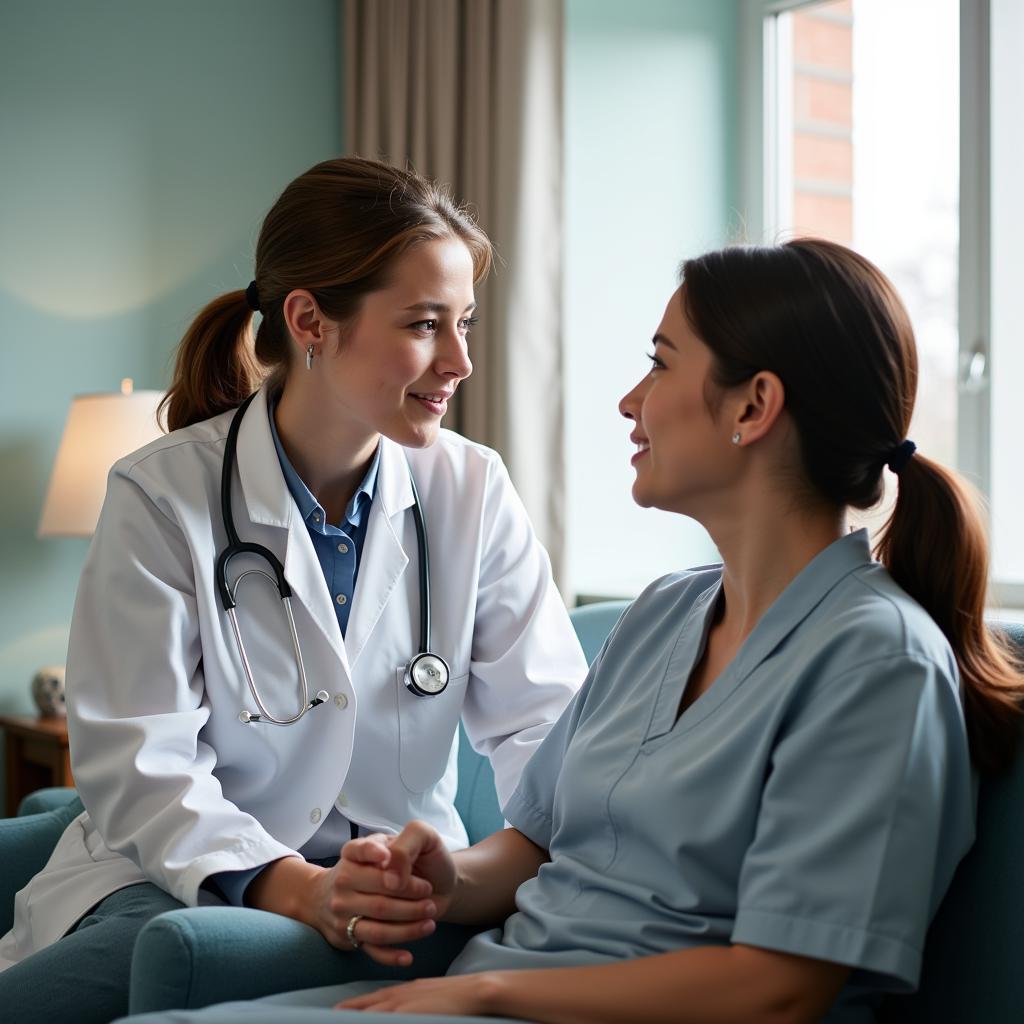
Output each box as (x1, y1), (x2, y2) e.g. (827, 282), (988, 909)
(234, 386), (349, 671)
(344, 438), (415, 669)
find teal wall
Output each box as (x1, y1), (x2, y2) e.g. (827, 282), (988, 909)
(0, 0), (341, 791)
(564, 0), (741, 598)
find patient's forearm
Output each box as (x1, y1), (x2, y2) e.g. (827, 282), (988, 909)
(444, 827), (549, 925)
(480, 943), (849, 1024)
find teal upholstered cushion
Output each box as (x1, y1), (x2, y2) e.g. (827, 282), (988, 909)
(17, 786), (80, 817)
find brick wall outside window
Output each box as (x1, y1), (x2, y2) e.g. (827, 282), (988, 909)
(791, 1), (853, 243)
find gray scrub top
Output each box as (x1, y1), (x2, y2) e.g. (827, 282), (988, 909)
(449, 530), (975, 1023)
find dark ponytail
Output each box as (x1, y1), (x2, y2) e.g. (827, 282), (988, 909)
(681, 238), (1024, 774)
(160, 291), (265, 433)
(876, 455), (1022, 774)
(161, 157), (492, 432)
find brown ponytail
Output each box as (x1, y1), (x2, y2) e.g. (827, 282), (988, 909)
(161, 291), (265, 432)
(876, 456), (1022, 774)
(162, 157), (492, 432)
(681, 238), (1024, 774)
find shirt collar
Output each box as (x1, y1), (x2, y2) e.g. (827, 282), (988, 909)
(268, 398), (380, 530)
(719, 528), (874, 684)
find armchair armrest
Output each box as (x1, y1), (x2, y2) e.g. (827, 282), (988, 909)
(129, 906), (480, 1013)
(0, 794), (84, 933)
(17, 786), (79, 817)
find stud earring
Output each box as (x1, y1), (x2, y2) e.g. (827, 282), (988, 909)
(731, 432), (741, 445)
(306, 344), (315, 370)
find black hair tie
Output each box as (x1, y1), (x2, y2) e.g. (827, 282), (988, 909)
(886, 440), (917, 475)
(245, 280), (261, 312)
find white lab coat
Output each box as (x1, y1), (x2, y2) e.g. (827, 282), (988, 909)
(0, 386), (586, 969)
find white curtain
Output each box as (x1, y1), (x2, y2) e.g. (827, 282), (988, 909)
(343, 0), (566, 583)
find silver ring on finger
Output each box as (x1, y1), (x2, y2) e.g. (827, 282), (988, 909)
(346, 914), (365, 950)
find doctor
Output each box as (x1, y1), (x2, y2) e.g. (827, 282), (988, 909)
(0, 157), (587, 1023)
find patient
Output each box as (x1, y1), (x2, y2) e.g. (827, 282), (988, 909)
(123, 239), (1023, 1024)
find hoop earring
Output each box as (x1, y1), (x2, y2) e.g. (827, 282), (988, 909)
(306, 345), (315, 370)
(731, 433), (741, 445)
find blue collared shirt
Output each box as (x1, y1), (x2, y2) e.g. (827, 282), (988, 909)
(208, 401), (381, 907)
(267, 402), (381, 638)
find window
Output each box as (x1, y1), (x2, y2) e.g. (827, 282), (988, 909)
(989, 0), (1024, 605)
(764, 0), (959, 541)
(562, 0), (1018, 604)
(751, 0), (1021, 603)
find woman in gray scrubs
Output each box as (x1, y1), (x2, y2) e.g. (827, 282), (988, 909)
(122, 240), (1023, 1024)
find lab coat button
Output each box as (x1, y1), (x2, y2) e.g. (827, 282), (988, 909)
(310, 807), (322, 824)
(338, 794), (349, 808)
(334, 693), (348, 709)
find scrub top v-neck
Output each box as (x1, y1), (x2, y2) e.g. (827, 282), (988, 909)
(449, 530), (975, 1023)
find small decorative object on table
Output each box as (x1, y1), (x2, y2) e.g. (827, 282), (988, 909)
(31, 665), (67, 718)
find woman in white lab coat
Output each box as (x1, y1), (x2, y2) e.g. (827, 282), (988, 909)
(0, 157), (587, 1023)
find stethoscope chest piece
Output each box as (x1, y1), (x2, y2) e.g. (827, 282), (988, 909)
(404, 652), (450, 697)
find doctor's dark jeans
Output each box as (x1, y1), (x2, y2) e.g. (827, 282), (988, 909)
(0, 881), (185, 1024)
(0, 879), (477, 1024)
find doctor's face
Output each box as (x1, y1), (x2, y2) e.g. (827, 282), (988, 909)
(619, 286), (739, 517)
(319, 236), (476, 448)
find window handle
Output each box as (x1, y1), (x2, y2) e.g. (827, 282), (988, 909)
(960, 340), (988, 393)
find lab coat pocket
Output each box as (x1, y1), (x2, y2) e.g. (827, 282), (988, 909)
(396, 668), (469, 793)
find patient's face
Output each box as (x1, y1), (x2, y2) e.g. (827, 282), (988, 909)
(618, 286), (738, 517)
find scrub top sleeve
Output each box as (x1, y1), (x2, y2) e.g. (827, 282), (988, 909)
(732, 654), (974, 991)
(460, 455), (587, 808)
(66, 466), (296, 905)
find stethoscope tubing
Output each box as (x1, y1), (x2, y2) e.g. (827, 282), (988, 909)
(407, 469), (431, 656)
(217, 392), (448, 725)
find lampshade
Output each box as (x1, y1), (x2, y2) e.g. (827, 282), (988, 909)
(38, 382), (166, 538)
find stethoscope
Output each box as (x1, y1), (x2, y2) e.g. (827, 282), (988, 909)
(216, 393), (451, 726)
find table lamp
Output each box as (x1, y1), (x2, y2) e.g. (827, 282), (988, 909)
(38, 379), (166, 538)
(33, 379), (165, 715)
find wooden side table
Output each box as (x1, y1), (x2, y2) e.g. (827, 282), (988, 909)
(0, 715), (74, 816)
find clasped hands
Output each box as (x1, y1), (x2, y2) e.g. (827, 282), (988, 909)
(326, 820), (508, 1017)
(316, 819), (457, 967)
